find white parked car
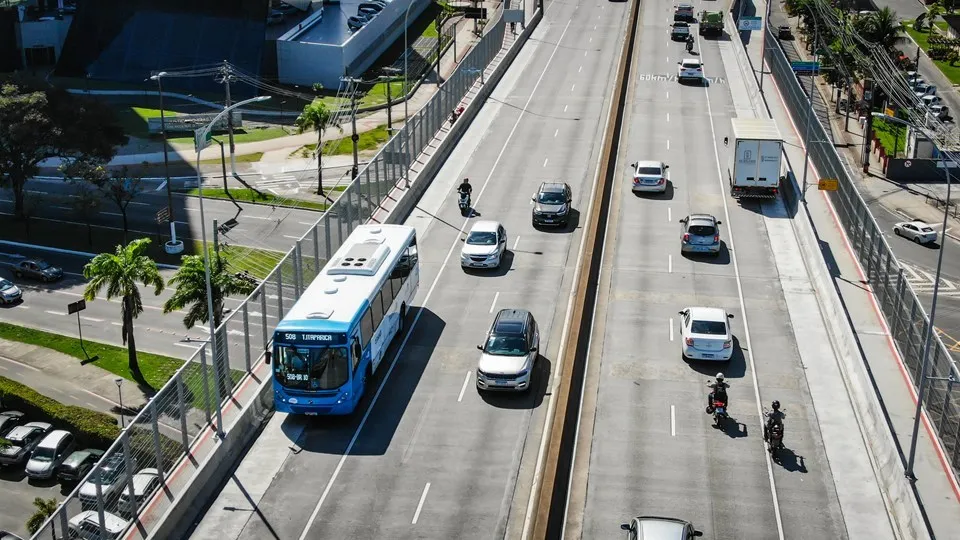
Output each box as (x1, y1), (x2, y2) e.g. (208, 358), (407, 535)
(67, 510), (128, 540)
(631, 160), (669, 193)
(894, 220), (938, 244)
(460, 220), (507, 269)
(677, 58), (703, 83)
(678, 307), (734, 361)
(118, 468), (161, 513)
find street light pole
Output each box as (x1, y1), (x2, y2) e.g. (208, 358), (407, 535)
(404, 0), (418, 124)
(114, 378), (124, 429)
(148, 72), (180, 252)
(193, 95), (270, 439)
(800, 14), (818, 202)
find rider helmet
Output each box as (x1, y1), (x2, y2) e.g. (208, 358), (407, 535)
(463, 178), (470, 183)
(715, 373), (724, 381)
(772, 400), (780, 410)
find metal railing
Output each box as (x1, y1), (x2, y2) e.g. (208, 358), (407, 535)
(29, 12), (509, 540)
(764, 22), (960, 483)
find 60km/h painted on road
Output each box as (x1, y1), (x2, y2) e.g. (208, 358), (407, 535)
(637, 73), (726, 83)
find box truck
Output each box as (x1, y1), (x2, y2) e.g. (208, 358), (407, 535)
(728, 118), (783, 199)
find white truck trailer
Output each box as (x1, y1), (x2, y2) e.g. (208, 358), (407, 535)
(728, 118), (784, 199)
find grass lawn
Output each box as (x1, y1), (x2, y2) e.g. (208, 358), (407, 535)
(873, 117), (908, 157)
(199, 152), (263, 165)
(181, 187), (330, 213)
(168, 127), (292, 145)
(360, 80), (407, 108)
(297, 125), (393, 156)
(115, 106), (179, 139)
(423, 20), (439, 38)
(905, 21), (960, 84)
(191, 240), (286, 280)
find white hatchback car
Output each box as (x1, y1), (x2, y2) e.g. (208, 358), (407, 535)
(894, 220), (938, 244)
(678, 307), (734, 361)
(631, 161), (669, 193)
(461, 220), (507, 269)
(677, 58), (703, 83)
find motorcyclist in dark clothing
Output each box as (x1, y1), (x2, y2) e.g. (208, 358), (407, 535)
(458, 178), (472, 196)
(706, 373), (729, 412)
(764, 400), (785, 440)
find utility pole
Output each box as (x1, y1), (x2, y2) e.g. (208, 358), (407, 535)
(218, 61), (238, 177)
(213, 219), (220, 255)
(342, 77), (362, 179)
(861, 78), (876, 173)
(473, 0), (478, 35)
(435, 9), (443, 84)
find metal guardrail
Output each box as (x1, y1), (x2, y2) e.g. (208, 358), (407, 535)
(763, 22), (960, 484)
(29, 13), (508, 540)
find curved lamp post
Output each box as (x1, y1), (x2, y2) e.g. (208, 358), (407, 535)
(193, 95), (270, 438)
(147, 71), (184, 255)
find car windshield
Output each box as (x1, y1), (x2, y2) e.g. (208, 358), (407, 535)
(275, 346), (350, 390)
(691, 320), (727, 335)
(682, 61), (701, 68)
(484, 335), (528, 356)
(921, 226), (935, 232)
(32, 446), (56, 461)
(688, 224), (716, 236)
(34, 260), (50, 269)
(466, 231), (497, 245)
(0, 279), (12, 289)
(636, 167), (662, 175)
(93, 466), (121, 485)
(538, 191), (566, 204)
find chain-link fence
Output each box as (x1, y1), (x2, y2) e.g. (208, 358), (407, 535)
(764, 22), (960, 483)
(29, 11), (509, 540)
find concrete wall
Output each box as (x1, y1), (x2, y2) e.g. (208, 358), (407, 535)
(886, 158), (958, 182)
(18, 15), (71, 64)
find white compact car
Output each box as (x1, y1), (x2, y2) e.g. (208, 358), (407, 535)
(677, 58), (703, 83)
(894, 221), (938, 244)
(679, 307), (734, 361)
(461, 220), (507, 269)
(631, 161), (669, 193)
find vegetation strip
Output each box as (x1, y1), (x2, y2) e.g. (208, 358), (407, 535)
(180, 187), (330, 212)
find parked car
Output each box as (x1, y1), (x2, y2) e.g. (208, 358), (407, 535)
(777, 25), (792, 39)
(0, 279), (21, 304)
(58, 449), (105, 484)
(358, 5), (380, 16)
(893, 220), (938, 244)
(0, 422), (52, 467)
(0, 531), (25, 540)
(13, 258), (62, 282)
(0, 410), (25, 436)
(78, 454), (136, 506)
(266, 10), (284, 24)
(273, 1), (300, 13)
(26, 430), (76, 480)
(67, 510), (129, 540)
(117, 468), (161, 513)
(929, 104), (949, 120)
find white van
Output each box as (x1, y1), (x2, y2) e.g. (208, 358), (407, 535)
(67, 510), (128, 539)
(25, 430), (75, 480)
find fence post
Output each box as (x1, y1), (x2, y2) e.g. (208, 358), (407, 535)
(199, 347), (212, 424)
(313, 226), (321, 273)
(121, 430), (137, 516)
(344, 188), (354, 231)
(210, 334), (226, 437)
(260, 286), (269, 351)
(277, 267), (285, 317)
(176, 372), (189, 452)
(152, 398), (167, 473)
(243, 304), (252, 373)
(95, 462), (107, 534)
(294, 242), (303, 299)
(325, 215), (333, 260)
(865, 227), (878, 281)
(58, 506), (69, 540)
(939, 376), (954, 433)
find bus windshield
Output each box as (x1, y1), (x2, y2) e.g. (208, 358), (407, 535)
(275, 346), (350, 391)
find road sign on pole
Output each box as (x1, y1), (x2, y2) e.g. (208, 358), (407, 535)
(818, 178), (839, 191)
(738, 16), (762, 31)
(68, 300), (99, 364)
(156, 207), (170, 225)
(194, 128), (212, 153)
(790, 61), (821, 75)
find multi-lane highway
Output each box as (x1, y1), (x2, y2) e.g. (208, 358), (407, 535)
(563, 1), (847, 537)
(188, 0), (629, 537)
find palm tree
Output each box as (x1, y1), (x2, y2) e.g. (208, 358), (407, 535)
(865, 7), (907, 50)
(295, 100), (342, 198)
(163, 251), (255, 330)
(25, 497), (58, 539)
(83, 238), (165, 384)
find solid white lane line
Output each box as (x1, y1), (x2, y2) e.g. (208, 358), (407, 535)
(554, 128), (559, 138)
(669, 318), (674, 341)
(543, 158), (549, 167)
(283, 235), (301, 240)
(81, 316), (104, 323)
(571, 84), (576, 92)
(128, 201), (149, 206)
(299, 221), (315, 226)
(296, 19), (576, 540)
(155, 181), (167, 192)
(44, 310), (64, 316)
(670, 405), (676, 436)
(698, 29), (785, 540)
(513, 235), (521, 250)
(490, 291), (500, 313)
(100, 212), (122, 217)
(668, 255), (673, 273)
(668, 207), (672, 222)
(412, 482), (431, 524)
(457, 371), (472, 402)
(175, 343), (200, 349)
(245, 215), (272, 220)
(111, 322), (123, 327)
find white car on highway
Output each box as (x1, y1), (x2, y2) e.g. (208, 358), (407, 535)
(678, 307), (734, 361)
(893, 220), (938, 244)
(677, 58), (703, 83)
(461, 220), (507, 269)
(631, 160), (669, 193)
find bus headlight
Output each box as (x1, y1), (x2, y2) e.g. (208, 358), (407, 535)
(336, 392), (350, 404)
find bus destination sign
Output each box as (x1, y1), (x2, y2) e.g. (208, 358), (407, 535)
(275, 332), (348, 345)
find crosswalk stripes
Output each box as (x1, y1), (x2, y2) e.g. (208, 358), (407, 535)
(898, 261), (960, 298)
(256, 174), (301, 190)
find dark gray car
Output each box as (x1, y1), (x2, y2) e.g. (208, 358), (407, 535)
(531, 182), (573, 227)
(13, 258), (63, 282)
(0, 411), (24, 437)
(0, 422), (52, 467)
(58, 448), (105, 483)
(679, 214), (721, 256)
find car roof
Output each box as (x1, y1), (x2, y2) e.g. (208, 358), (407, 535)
(686, 306), (727, 322)
(900, 220), (932, 227)
(70, 510), (128, 533)
(469, 220), (501, 233)
(0, 411), (23, 418)
(635, 516), (689, 539)
(539, 182), (566, 192)
(687, 213), (716, 223)
(5, 424), (44, 440)
(37, 430), (71, 447)
(634, 160), (664, 169)
(681, 57), (700, 64)
(64, 449), (102, 464)
(24, 421), (51, 430)
(676, 3), (693, 8)
(493, 309), (530, 334)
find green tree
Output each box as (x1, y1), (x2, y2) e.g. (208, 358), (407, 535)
(83, 238), (165, 384)
(295, 101), (342, 198)
(25, 496), (58, 539)
(0, 81), (127, 220)
(163, 250), (255, 330)
(863, 7), (906, 50)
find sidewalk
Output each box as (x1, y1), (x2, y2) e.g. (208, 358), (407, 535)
(743, 4), (960, 537)
(37, 10), (491, 171)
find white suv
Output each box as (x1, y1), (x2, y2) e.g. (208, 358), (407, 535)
(460, 220), (507, 269)
(677, 58), (703, 83)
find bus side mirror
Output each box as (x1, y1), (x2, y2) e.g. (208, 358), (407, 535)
(264, 351), (272, 365)
(477, 344), (483, 350)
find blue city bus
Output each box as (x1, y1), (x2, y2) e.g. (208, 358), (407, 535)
(268, 225), (419, 415)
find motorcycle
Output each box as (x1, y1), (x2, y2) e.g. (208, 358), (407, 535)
(766, 422), (784, 455)
(458, 191), (471, 215)
(711, 399), (728, 428)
